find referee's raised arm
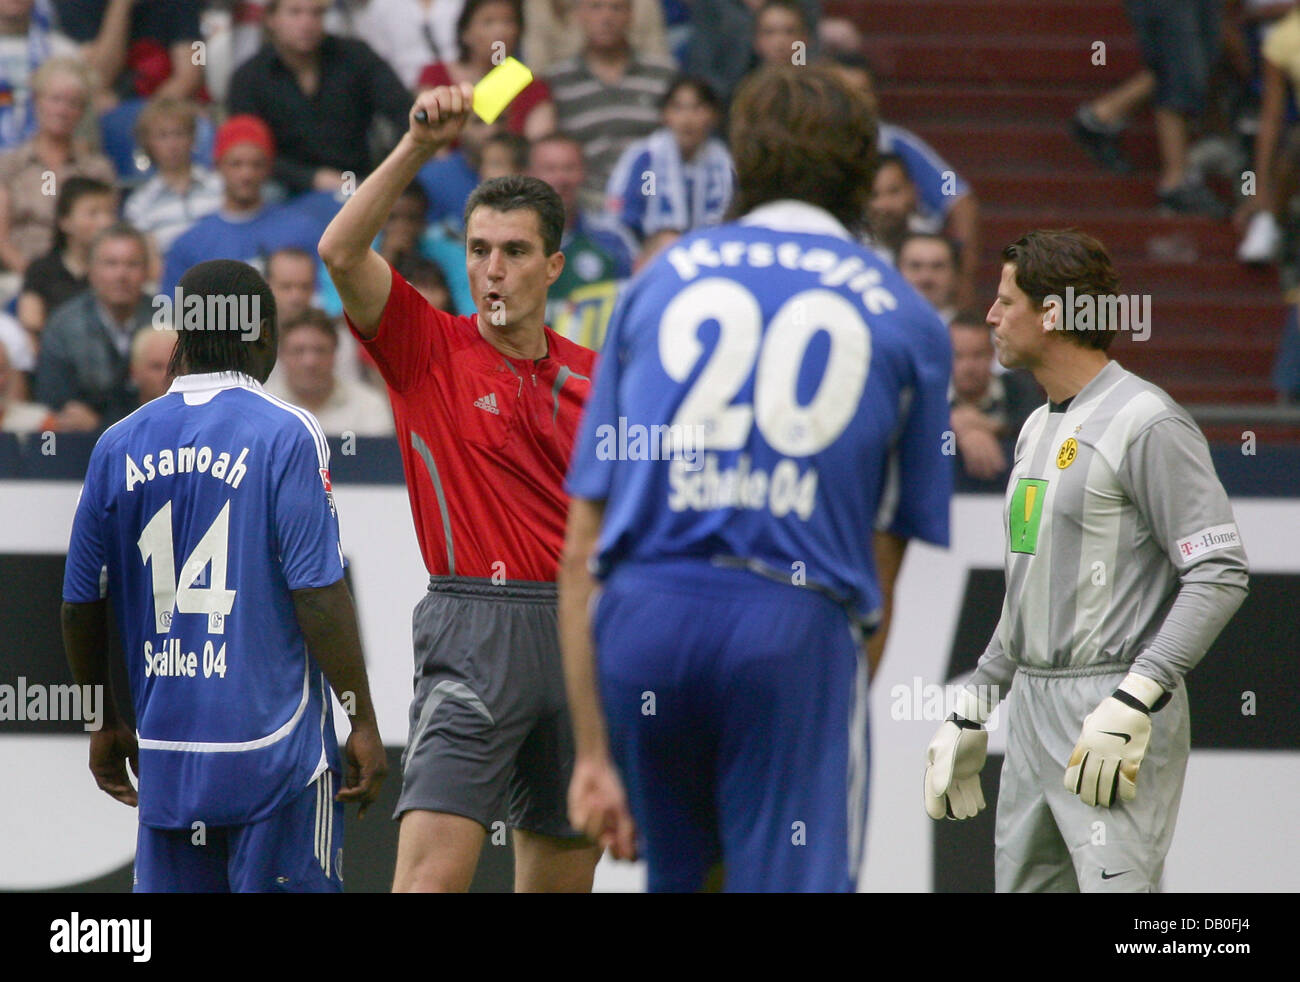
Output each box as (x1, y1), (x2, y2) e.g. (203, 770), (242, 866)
(319, 83), (475, 336)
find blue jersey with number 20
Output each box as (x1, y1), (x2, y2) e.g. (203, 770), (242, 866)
(64, 373), (345, 830)
(567, 202), (953, 624)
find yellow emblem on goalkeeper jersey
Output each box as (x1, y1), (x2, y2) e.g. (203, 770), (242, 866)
(1057, 437), (1078, 469)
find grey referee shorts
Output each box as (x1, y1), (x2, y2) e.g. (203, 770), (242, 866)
(395, 576), (582, 840)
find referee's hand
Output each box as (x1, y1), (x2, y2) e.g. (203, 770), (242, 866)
(409, 83), (474, 150)
(568, 754), (637, 861)
(337, 720), (387, 818)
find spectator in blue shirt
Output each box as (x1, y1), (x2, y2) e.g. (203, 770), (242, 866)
(161, 114), (321, 295)
(604, 75), (732, 252)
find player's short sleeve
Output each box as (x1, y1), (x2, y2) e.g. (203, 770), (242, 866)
(271, 421), (347, 591)
(876, 310), (953, 547)
(160, 230), (197, 296)
(344, 265), (449, 394)
(566, 284), (631, 501)
(1116, 415), (1249, 581)
(64, 445), (109, 603)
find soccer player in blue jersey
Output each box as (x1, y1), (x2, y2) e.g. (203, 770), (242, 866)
(61, 259), (386, 893)
(559, 65), (954, 892)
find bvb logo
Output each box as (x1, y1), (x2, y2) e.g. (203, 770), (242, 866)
(1056, 437), (1078, 470)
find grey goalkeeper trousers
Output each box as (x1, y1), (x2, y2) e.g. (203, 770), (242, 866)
(994, 666), (1190, 893)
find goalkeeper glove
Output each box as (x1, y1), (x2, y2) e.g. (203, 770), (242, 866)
(1064, 672), (1169, 807)
(923, 688), (996, 821)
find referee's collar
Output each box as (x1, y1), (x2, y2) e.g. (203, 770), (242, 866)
(168, 371), (264, 395)
(739, 200), (853, 241)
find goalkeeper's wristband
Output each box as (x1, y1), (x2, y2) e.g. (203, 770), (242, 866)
(1112, 672), (1171, 714)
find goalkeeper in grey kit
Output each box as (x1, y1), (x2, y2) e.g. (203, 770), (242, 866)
(923, 229), (1249, 892)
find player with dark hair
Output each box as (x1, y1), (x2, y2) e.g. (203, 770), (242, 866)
(62, 258), (386, 892)
(923, 229), (1249, 892)
(320, 83), (600, 893)
(559, 64), (953, 891)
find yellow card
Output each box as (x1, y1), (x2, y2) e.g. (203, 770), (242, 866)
(473, 57), (534, 124)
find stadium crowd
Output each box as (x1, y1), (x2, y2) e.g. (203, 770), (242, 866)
(0, 0), (1294, 480)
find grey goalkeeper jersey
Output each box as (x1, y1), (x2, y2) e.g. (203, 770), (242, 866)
(969, 360), (1248, 693)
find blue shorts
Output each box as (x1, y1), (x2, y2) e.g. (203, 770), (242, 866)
(594, 560), (869, 892)
(134, 770), (343, 893)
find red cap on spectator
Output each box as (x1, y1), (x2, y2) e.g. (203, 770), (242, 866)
(214, 115), (276, 162)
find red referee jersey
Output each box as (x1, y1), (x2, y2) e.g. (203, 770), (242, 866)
(347, 266), (597, 581)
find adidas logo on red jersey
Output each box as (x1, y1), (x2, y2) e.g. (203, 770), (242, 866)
(474, 392), (500, 415)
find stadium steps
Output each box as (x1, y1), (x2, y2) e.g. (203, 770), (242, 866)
(884, 86), (1134, 124)
(971, 170), (1168, 211)
(835, 0), (1288, 408)
(830, 0), (1133, 38)
(979, 209), (1242, 257)
(861, 37), (1143, 85)
(907, 121), (1163, 171)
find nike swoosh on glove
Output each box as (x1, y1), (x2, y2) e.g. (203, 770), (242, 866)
(924, 716), (988, 820)
(1064, 673), (1166, 807)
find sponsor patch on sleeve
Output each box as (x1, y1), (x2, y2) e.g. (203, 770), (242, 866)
(320, 468), (337, 517)
(1175, 523), (1241, 563)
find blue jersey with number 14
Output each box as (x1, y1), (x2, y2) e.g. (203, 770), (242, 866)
(63, 373), (346, 830)
(566, 203), (952, 624)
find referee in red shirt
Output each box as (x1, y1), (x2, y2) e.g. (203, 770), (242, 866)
(320, 83), (601, 892)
